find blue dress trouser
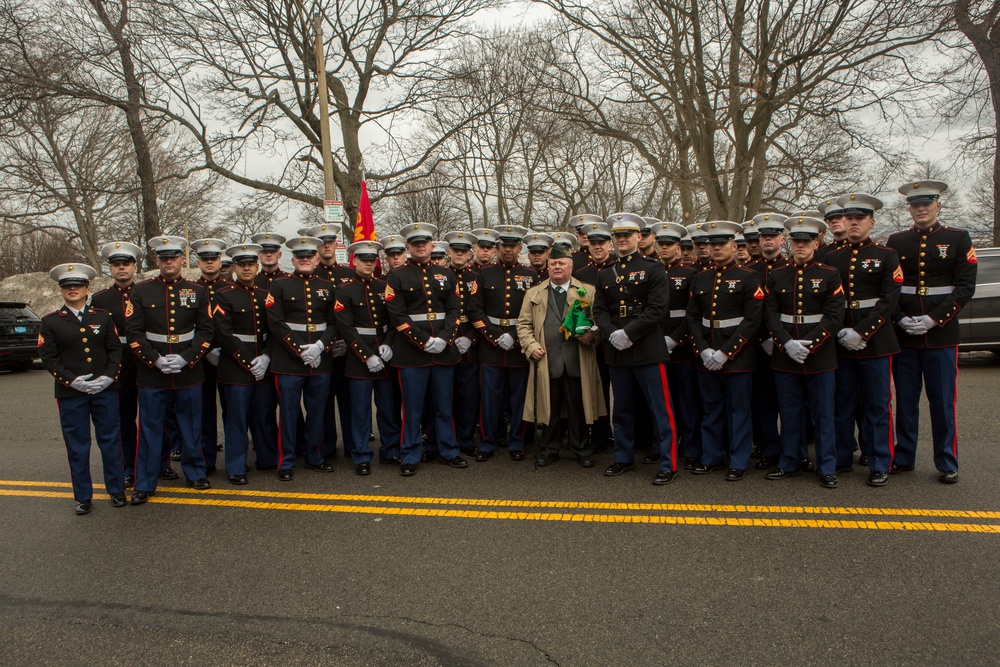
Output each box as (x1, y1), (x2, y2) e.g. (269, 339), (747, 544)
(775, 371), (837, 476)
(609, 362), (677, 472)
(479, 365), (528, 453)
(221, 382), (278, 476)
(137, 385), (204, 493)
(322, 360), (353, 459)
(399, 366), (459, 465)
(751, 348), (782, 459)
(57, 390), (125, 502)
(697, 371), (753, 470)
(349, 377), (401, 464)
(453, 360), (480, 450)
(666, 360), (702, 461)
(275, 373), (330, 470)
(892, 346), (959, 472)
(118, 383), (138, 478)
(835, 356), (894, 473)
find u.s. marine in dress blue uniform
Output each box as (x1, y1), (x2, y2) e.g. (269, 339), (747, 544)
(192, 237), (231, 473)
(266, 236), (339, 480)
(334, 241), (401, 475)
(446, 231), (481, 458)
(886, 180), (977, 483)
(593, 213), (678, 485)
(764, 217), (845, 488)
(385, 223), (466, 476)
(824, 194), (901, 486)
(126, 236), (215, 503)
(39, 263), (126, 515)
(686, 221), (763, 480)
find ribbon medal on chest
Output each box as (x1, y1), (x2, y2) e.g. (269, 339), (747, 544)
(178, 288), (197, 307)
(936, 244), (949, 259)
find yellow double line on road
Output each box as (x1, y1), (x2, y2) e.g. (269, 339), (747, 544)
(2, 479), (999, 533)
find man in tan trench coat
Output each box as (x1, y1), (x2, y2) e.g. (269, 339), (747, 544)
(516, 245), (607, 467)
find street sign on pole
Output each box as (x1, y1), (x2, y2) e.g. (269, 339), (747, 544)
(324, 200), (343, 223)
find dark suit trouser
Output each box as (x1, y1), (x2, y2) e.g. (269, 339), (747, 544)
(453, 360), (480, 450)
(479, 365), (528, 453)
(118, 382), (138, 477)
(322, 359), (352, 458)
(57, 390), (125, 502)
(751, 347), (781, 458)
(667, 360), (702, 461)
(540, 373), (591, 457)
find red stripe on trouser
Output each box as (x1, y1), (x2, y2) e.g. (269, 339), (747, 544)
(887, 355), (895, 467)
(273, 375), (283, 465)
(951, 347), (959, 460)
(658, 363), (678, 472)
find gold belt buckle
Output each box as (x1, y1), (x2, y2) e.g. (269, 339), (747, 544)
(167, 334), (179, 343)
(712, 320), (722, 329)
(795, 315), (806, 324)
(619, 305), (627, 318)
(500, 318), (510, 326)
(427, 313), (437, 321)
(917, 286), (929, 296)
(849, 300), (859, 309)
(306, 324), (317, 332)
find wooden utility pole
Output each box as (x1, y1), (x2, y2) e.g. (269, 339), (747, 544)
(312, 13), (337, 202)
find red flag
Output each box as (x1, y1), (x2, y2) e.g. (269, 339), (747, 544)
(351, 181), (379, 273)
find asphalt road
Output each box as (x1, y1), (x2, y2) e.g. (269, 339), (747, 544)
(2, 354), (1000, 666)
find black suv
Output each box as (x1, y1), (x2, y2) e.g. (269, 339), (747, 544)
(959, 247), (1000, 352)
(0, 301), (42, 371)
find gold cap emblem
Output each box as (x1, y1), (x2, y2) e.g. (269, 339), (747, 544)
(850, 194), (857, 201)
(161, 238), (169, 244)
(913, 182), (920, 189)
(68, 265), (74, 271)
(710, 222), (717, 229)
(114, 242), (121, 248)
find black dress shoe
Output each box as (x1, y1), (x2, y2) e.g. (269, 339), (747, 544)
(836, 464), (854, 474)
(603, 462), (635, 476)
(820, 474), (838, 489)
(110, 493), (127, 507)
(356, 462), (371, 476)
(867, 471), (889, 487)
(753, 456), (777, 470)
(890, 463), (915, 474)
(509, 450), (525, 461)
(159, 468), (179, 481)
(379, 456), (402, 466)
(305, 461), (333, 472)
(123, 475), (134, 488)
(765, 469), (800, 480)
(725, 468), (745, 482)
(652, 470), (676, 486)
(75, 501), (92, 515)
(188, 477), (211, 490)
(400, 464), (417, 476)
(691, 463), (724, 475)
(421, 451), (439, 463)
(460, 445), (478, 457)
(642, 453), (660, 465)
(441, 456), (469, 468)
(858, 454), (869, 467)
(130, 491), (151, 505)
(535, 453), (560, 466)
(939, 470), (959, 484)
(475, 450), (494, 462)
(277, 469), (293, 482)
(228, 475), (248, 485)
(578, 455), (595, 468)
(683, 457), (697, 471)
(800, 458), (816, 473)
(169, 449), (181, 461)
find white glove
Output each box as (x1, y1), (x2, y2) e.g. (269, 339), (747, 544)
(837, 328), (867, 351)
(497, 333), (515, 351)
(300, 341), (324, 365)
(455, 336), (473, 355)
(784, 339), (810, 364)
(665, 336), (678, 354)
(366, 355), (385, 373)
(378, 344), (393, 362)
(154, 356), (180, 374)
(205, 347), (222, 366)
(92, 375), (114, 393)
(608, 329), (632, 351)
(710, 350), (728, 370)
(331, 339), (347, 358)
(307, 356), (321, 369)
(906, 314), (936, 335)
(424, 337), (447, 354)
(249, 354), (270, 381)
(70, 374), (94, 393)
(899, 316), (922, 334)
(163, 354), (187, 371)
(761, 338), (774, 356)
(700, 348), (721, 371)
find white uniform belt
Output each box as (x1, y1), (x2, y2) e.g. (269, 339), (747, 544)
(487, 315), (516, 326)
(846, 298), (879, 310)
(702, 317), (743, 329)
(669, 309), (686, 318)
(355, 326), (388, 336)
(118, 336), (127, 343)
(779, 314), (823, 325)
(146, 331), (194, 343)
(234, 333), (268, 343)
(287, 322), (327, 332)
(411, 312), (446, 322)
(900, 285), (953, 296)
